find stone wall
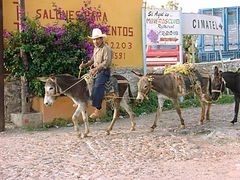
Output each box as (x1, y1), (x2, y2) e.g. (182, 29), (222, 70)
(113, 59), (240, 95)
(4, 59), (240, 122)
(4, 79), (21, 122)
(194, 59), (240, 73)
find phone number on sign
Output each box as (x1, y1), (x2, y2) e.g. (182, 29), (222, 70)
(105, 41), (133, 50)
(112, 52), (126, 60)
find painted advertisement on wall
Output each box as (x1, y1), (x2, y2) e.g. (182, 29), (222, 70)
(3, 0), (143, 68)
(146, 9), (181, 45)
(145, 9), (181, 66)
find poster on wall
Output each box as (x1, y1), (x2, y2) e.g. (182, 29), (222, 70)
(146, 9), (181, 45)
(145, 9), (181, 67)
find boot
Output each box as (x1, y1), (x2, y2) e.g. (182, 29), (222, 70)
(90, 109), (101, 119)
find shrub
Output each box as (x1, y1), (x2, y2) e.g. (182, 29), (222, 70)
(4, 0), (109, 97)
(132, 91), (159, 116)
(125, 91), (233, 119)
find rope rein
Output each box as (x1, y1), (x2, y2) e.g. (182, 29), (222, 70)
(211, 77), (226, 94)
(51, 72), (135, 100)
(138, 77), (153, 100)
(51, 73), (96, 97)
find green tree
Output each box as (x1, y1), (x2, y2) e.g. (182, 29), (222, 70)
(184, 35), (199, 63)
(165, 0), (180, 10)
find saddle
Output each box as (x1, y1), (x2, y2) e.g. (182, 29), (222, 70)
(105, 76), (119, 95)
(83, 74), (119, 98)
(173, 72), (200, 95)
(166, 64), (204, 96)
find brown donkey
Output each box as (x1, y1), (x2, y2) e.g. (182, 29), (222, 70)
(39, 74), (135, 138)
(133, 68), (212, 131)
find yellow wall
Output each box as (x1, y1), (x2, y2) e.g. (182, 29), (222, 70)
(3, 1), (19, 32)
(4, 0), (143, 68)
(32, 96), (106, 123)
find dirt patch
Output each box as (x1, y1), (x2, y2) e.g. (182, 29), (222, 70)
(1, 103), (240, 179)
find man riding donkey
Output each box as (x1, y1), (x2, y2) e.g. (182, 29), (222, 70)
(79, 28), (113, 119)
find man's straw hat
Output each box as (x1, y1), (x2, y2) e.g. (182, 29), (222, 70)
(88, 28), (107, 39)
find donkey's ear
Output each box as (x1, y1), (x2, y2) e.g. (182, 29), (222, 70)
(132, 70), (143, 77)
(37, 77), (48, 82)
(219, 70), (223, 78)
(49, 76), (56, 83)
(213, 66), (219, 76)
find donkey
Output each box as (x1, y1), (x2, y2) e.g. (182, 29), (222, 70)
(133, 68), (212, 131)
(39, 74), (135, 138)
(211, 66), (240, 124)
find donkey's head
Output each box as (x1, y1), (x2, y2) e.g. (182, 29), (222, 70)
(211, 66), (225, 101)
(38, 76), (59, 106)
(136, 76), (152, 102)
(132, 70), (153, 103)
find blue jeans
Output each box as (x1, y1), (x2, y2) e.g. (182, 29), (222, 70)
(92, 69), (110, 110)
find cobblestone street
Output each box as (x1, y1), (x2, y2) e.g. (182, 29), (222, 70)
(1, 103), (240, 179)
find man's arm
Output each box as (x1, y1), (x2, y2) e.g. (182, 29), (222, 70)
(79, 56), (94, 69)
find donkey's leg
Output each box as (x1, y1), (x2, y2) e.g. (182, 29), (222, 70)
(201, 93), (212, 121)
(206, 102), (211, 121)
(194, 90), (206, 125)
(81, 107), (90, 138)
(106, 101), (119, 135)
(199, 101), (206, 125)
(151, 107), (162, 132)
(120, 97), (136, 131)
(195, 92), (206, 125)
(151, 95), (164, 132)
(72, 103), (90, 138)
(231, 94), (240, 124)
(173, 99), (185, 128)
(72, 106), (82, 137)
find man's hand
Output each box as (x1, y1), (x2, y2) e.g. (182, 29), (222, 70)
(90, 67), (98, 75)
(79, 63), (87, 69)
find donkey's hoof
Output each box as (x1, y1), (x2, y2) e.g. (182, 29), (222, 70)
(150, 125), (156, 132)
(81, 134), (86, 138)
(130, 127), (136, 131)
(77, 133), (82, 138)
(82, 133), (89, 138)
(199, 121), (203, 125)
(180, 124), (185, 129)
(150, 127), (155, 132)
(231, 120), (237, 125)
(106, 130), (110, 135)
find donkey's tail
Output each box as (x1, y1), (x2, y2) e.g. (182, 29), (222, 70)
(208, 75), (212, 96)
(127, 83), (135, 103)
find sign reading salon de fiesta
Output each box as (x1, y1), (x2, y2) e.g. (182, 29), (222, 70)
(146, 9), (181, 45)
(182, 13), (224, 36)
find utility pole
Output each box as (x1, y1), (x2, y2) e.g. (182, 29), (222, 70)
(0, 0), (5, 132)
(19, 0), (31, 113)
